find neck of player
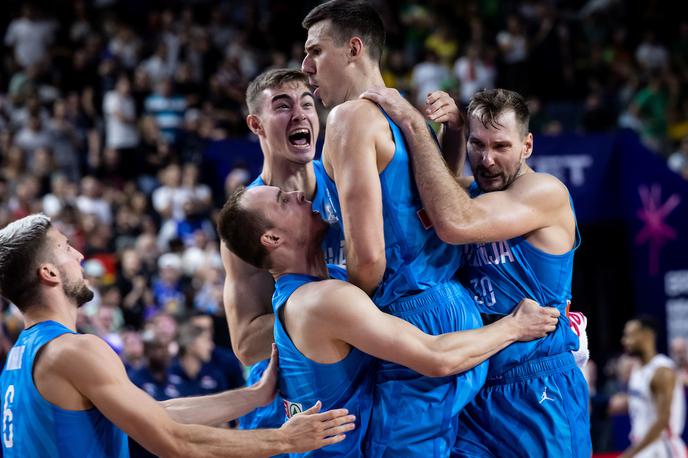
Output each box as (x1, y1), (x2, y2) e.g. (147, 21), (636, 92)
(22, 294), (79, 332)
(272, 241), (329, 281)
(262, 160), (317, 200)
(346, 65), (385, 102)
(639, 344), (657, 365)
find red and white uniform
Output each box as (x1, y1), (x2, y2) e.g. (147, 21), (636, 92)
(629, 354), (687, 458)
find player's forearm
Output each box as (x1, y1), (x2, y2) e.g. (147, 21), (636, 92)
(432, 316), (520, 376)
(173, 424), (289, 458)
(402, 118), (480, 243)
(161, 385), (266, 425)
(627, 420), (669, 456)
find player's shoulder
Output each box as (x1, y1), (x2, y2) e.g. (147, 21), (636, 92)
(512, 171), (570, 201)
(39, 333), (115, 373)
(651, 362), (677, 388)
(295, 279), (363, 314)
(296, 278), (354, 298)
(327, 99), (386, 128)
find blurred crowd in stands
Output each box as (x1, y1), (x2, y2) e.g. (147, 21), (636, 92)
(0, 0), (687, 450)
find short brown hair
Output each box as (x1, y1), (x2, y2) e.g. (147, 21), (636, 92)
(0, 214), (52, 310)
(467, 88), (530, 137)
(245, 68), (310, 115)
(303, 0), (386, 63)
(217, 187), (272, 269)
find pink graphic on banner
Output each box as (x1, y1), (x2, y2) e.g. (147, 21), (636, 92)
(635, 184), (681, 276)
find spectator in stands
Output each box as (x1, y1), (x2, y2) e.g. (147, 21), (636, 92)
(192, 255), (225, 315)
(47, 99), (81, 182)
(152, 163), (187, 221)
(410, 48), (451, 108)
(14, 113), (51, 156)
(168, 323), (233, 398)
(130, 330), (177, 400)
(629, 71), (669, 152)
(144, 77), (187, 145)
(76, 176), (112, 225)
(42, 174), (77, 218)
(636, 30), (669, 72)
(453, 43), (496, 105)
(103, 74), (140, 173)
(496, 14), (528, 95)
(4, 4), (57, 69)
(121, 329), (146, 374)
(151, 253), (186, 318)
(668, 136), (688, 179)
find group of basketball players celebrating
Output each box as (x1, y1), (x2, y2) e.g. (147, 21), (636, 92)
(0, 1), (593, 457)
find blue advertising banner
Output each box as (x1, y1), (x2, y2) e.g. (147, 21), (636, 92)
(533, 130), (687, 347)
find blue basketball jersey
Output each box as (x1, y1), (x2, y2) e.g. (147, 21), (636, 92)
(461, 181), (581, 376)
(0, 321), (129, 458)
(273, 265), (374, 457)
(240, 160), (346, 435)
(322, 109), (463, 307)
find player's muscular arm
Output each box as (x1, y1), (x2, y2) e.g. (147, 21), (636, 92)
(362, 87), (567, 246)
(161, 345), (279, 425)
(439, 173), (570, 245)
(313, 282), (559, 377)
(54, 335), (354, 458)
(221, 243), (275, 365)
(324, 102), (386, 296)
(622, 367), (677, 458)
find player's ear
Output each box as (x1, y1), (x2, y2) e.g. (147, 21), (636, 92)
(37, 262), (60, 287)
(247, 114), (264, 136)
(260, 231), (282, 250)
(348, 36), (363, 61)
(522, 132), (534, 159)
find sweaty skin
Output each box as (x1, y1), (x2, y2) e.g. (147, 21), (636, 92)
(361, 86), (576, 254)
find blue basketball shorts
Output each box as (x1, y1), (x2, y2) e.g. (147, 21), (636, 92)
(365, 280), (488, 458)
(453, 352), (591, 458)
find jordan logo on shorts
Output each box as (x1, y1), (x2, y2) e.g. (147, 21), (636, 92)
(539, 387), (555, 404)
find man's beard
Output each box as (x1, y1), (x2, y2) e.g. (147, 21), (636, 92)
(626, 347), (643, 358)
(60, 269), (94, 306)
(474, 160), (525, 192)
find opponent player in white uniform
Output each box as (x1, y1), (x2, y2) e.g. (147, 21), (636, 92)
(613, 317), (687, 458)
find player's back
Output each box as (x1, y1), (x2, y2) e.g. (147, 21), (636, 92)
(321, 104), (485, 457)
(0, 320), (129, 458)
(239, 161), (346, 436)
(273, 265), (374, 457)
(322, 106), (464, 308)
(462, 180), (580, 377)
